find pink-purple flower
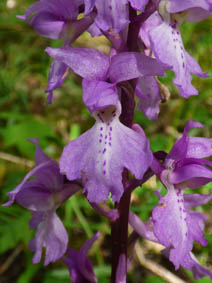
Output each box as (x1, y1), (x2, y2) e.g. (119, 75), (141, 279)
(149, 121), (212, 278)
(63, 232), (99, 283)
(140, 0), (211, 98)
(4, 139), (80, 265)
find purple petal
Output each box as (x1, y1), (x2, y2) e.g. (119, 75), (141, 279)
(82, 79), (120, 113)
(28, 138), (51, 166)
(175, 157), (212, 170)
(27, 0), (79, 20)
(169, 164), (212, 188)
(28, 12), (65, 39)
(136, 76), (160, 120)
(15, 180), (53, 211)
(45, 60), (69, 103)
(63, 249), (92, 283)
(94, 0), (129, 33)
(163, 249), (212, 279)
(3, 160), (53, 206)
(116, 254), (127, 283)
(167, 0), (210, 13)
(166, 0), (211, 22)
(4, 139), (64, 206)
(29, 211), (68, 265)
(63, 232), (99, 283)
(186, 210), (208, 246)
(80, 231), (100, 259)
(45, 47), (109, 80)
(108, 52), (167, 83)
(139, 11), (163, 50)
(128, 0), (149, 11)
(190, 253), (212, 280)
(60, 106), (152, 203)
(129, 212), (158, 242)
(186, 137), (212, 159)
(29, 211), (44, 229)
(149, 22), (208, 98)
(20, 0), (80, 39)
(152, 185), (194, 269)
(184, 193), (212, 209)
(166, 120), (206, 161)
(84, 0), (95, 15)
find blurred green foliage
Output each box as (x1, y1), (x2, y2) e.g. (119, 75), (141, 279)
(0, 0), (211, 282)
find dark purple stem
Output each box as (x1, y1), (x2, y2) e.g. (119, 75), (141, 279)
(110, 4), (149, 282)
(110, 2), (158, 280)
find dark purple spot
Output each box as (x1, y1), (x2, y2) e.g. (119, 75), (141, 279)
(99, 139), (102, 143)
(180, 46), (183, 50)
(103, 160), (106, 166)
(107, 122), (110, 126)
(112, 110), (116, 114)
(97, 113), (104, 123)
(100, 134), (103, 137)
(181, 53), (183, 59)
(105, 135), (107, 139)
(109, 5), (112, 10)
(109, 137), (112, 141)
(109, 143), (111, 146)
(113, 114), (116, 117)
(182, 62), (185, 68)
(174, 45), (176, 49)
(110, 127), (112, 131)
(101, 111), (105, 114)
(177, 31), (179, 35)
(103, 170), (106, 175)
(105, 142), (107, 145)
(100, 127), (103, 131)
(103, 148), (106, 154)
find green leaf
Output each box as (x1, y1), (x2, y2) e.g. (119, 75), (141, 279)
(144, 276), (165, 283)
(3, 118), (55, 158)
(0, 206), (32, 254)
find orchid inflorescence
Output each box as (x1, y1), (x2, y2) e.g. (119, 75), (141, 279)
(4, 0), (212, 282)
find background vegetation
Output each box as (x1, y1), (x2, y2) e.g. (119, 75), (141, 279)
(0, 0), (212, 282)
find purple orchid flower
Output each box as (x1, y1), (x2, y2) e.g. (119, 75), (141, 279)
(139, 0), (210, 98)
(150, 120), (212, 278)
(165, 0), (212, 22)
(63, 231), (99, 283)
(59, 103), (152, 203)
(129, 197), (212, 279)
(86, 0), (150, 33)
(18, 0), (83, 40)
(4, 139), (80, 265)
(18, 0), (95, 103)
(45, 46), (168, 203)
(45, 45), (167, 113)
(135, 76), (161, 120)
